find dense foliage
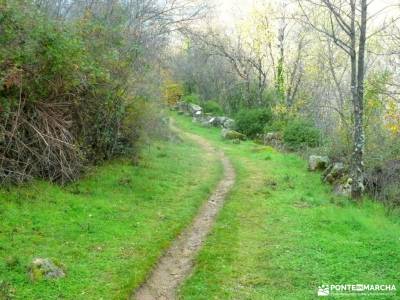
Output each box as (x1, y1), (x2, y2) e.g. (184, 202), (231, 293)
(282, 119), (321, 150)
(182, 93), (201, 104)
(234, 108), (272, 137)
(171, 0), (400, 203)
(203, 100), (223, 115)
(0, 1), (169, 184)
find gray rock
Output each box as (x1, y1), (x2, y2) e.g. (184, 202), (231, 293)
(323, 162), (346, 183)
(232, 138), (241, 144)
(188, 103), (202, 116)
(333, 178), (352, 197)
(264, 132), (280, 141)
(308, 155), (330, 171)
(209, 116), (230, 127)
(176, 102), (202, 117)
(202, 115), (213, 123)
(218, 116), (228, 123)
(261, 132), (283, 148)
(194, 115), (212, 125)
(29, 258), (65, 281)
(223, 118), (235, 129)
(209, 116), (222, 127)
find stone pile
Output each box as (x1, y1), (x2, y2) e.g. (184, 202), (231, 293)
(174, 101), (242, 141)
(308, 156), (351, 197)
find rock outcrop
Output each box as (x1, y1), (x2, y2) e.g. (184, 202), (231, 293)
(308, 155), (330, 171)
(29, 258), (65, 281)
(175, 102), (203, 117)
(323, 162), (346, 184)
(176, 102), (236, 131)
(307, 154), (352, 197)
(223, 118), (235, 129)
(189, 103), (202, 116)
(333, 178), (352, 197)
(208, 116), (235, 129)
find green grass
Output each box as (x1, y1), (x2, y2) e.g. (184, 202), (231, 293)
(175, 114), (400, 300)
(0, 137), (222, 299)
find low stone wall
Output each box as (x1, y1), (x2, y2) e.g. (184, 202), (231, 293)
(308, 155), (352, 197)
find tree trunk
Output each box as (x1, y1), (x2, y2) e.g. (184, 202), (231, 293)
(277, 20), (285, 101)
(351, 0), (367, 199)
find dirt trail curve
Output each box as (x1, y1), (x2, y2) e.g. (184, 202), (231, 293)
(132, 123), (235, 300)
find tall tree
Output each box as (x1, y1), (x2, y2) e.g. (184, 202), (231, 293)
(298, 0), (368, 199)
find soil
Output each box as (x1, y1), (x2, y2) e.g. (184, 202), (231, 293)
(132, 125), (235, 300)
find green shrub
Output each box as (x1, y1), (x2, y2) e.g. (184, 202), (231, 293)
(182, 93), (200, 104)
(203, 100), (223, 115)
(0, 1), (157, 184)
(235, 108), (272, 137)
(265, 118), (287, 133)
(0, 2), (88, 183)
(282, 119), (321, 150)
(164, 83), (183, 105)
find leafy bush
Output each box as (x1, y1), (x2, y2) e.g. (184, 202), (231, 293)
(203, 100), (223, 115)
(164, 83), (183, 105)
(182, 93), (200, 104)
(0, 3), (87, 183)
(282, 119), (321, 150)
(0, 1), (160, 184)
(235, 108), (272, 137)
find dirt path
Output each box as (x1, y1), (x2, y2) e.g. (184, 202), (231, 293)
(132, 125), (235, 300)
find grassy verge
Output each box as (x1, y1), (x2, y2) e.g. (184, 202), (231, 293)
(0, 136), (222, 299)
(175, 114), (400, 300)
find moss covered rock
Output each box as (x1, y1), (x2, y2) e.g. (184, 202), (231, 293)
(308, 155), (330, 171)
(29, 258), (65, 281)
(221, 129), (246, 141)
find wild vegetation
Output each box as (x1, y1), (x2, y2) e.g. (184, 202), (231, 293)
(0, 137), (221, 299)
(171, 0), (400, 204)
(0, 0), (201, 184)
(1, 0), (399, 202)
(1, 0), (400, 299)
(175, 114), (400, 299)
